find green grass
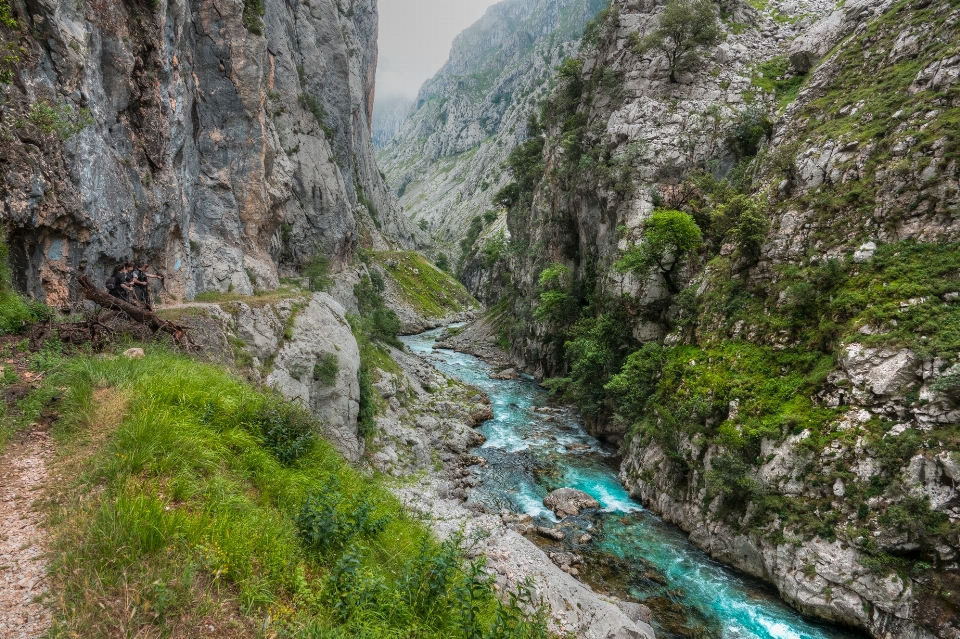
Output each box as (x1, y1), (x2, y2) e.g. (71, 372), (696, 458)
(750, 55), (806, 111)
(696, 241), (960, 358)
(0, 236), (44, 334)
(45, 348), (550, 638)
(372, 251), (477, 318)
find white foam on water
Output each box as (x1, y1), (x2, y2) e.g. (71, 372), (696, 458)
(757, 617), (805, 639)
(515, 489), (556, 520)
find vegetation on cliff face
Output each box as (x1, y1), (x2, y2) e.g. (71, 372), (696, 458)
(369, 251), (476, 319)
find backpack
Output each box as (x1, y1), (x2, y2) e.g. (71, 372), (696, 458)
(106, 276), (117, 291)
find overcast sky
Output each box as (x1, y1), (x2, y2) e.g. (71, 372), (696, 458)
(376, 0), (500, 100)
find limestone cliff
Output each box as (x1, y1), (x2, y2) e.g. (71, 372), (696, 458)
(0, 0), (422, 307)
(377, 0), (605, 257)
(465, 0), (960, 636)
(371, 93), (412, 149)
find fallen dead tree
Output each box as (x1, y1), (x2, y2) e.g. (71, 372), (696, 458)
(76, 274), (196, 349)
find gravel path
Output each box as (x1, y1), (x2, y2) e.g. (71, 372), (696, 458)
(0, 427), (53, 639)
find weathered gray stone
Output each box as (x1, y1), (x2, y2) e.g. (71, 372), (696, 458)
(544, 488), (601, 518)
(266, 293), (362, 461)
(5, 0), (424, 306)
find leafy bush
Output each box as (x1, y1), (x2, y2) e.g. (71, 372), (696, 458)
(533, 263), (574, 324)
(434, 253), (450, 272)
(706, 452), (764, 505)
(254, 400), (317, 464)
(20, 100), (93, 138)
(242, 0), (265, 34)
(605, 343), (666, 426)
(559, 311), (634, 418)
(933, 369), (960, 405)
(296, 479), (391, 555)
(354, 272), (402, 348)
(727, 107), (773, 158)
(879, 496), (950, 540)
(313, 353), (339, 385)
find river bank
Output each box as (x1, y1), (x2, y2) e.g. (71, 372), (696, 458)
(410, 323), (863, 639)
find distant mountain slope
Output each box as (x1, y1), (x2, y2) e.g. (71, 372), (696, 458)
(377, 0), (605, 256)
(372, 95), (414, 149)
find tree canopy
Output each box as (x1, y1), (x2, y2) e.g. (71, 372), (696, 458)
(615, 209), (703, 292)
(637, 0), (723, 83)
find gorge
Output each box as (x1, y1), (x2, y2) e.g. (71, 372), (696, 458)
(1, 0), (958, 636)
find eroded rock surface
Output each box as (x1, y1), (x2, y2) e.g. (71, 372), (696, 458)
(544, 488), (601, 518)
(2, 0), (421, 306)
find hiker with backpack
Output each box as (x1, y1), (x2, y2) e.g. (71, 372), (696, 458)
(106, 264), (135, 302)
(132, 263), (164, 310)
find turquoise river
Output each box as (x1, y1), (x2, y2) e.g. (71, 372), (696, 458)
(401, 327), (863, 639)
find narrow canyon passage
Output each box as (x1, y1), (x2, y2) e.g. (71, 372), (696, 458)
(403, 327), (862, 639)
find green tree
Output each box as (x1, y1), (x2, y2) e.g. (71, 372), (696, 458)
(734, 203), (769, 261)
(637, 0), (723, 83)
(533, 263), (574, 324)
(303, 252), (333, 292)
(615, 209), (702, 293)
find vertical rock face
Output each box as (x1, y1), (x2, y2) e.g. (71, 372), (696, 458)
(1, 0), (420, 306)
(377, 0), (605, 252)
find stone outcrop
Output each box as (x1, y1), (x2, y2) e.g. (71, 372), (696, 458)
(265, 294), (362, 461)
(1, 0), (422, 307)
(543, 487), (600, 518)
(187, 292), (362, 461)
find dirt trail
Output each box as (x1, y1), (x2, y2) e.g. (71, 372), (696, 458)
(0, 425), (53, 638)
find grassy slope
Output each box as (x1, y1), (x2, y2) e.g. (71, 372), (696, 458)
(371, 251), (477, 318)
(39, 347), (548, 638)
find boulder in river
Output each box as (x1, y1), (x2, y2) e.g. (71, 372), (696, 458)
(534, 526), (566, 541)
(543, 488), (600, 518)
(490, 367), (519, 380)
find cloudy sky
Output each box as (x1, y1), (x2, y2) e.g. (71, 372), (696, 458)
(376, 0), (500, 100)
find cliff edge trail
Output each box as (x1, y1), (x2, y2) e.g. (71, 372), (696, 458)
(0, 421), (53, 638)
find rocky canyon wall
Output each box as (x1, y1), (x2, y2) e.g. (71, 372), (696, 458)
(0, 0), (422, 307)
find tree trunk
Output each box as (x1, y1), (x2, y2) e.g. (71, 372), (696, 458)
(76, 275), (195, 348)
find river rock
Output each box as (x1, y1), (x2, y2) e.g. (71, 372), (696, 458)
(616, 601), (654, 625)
(490, 368), (519, 380)
(535, 526), (566, 541)
(544, 488), (601, 518)
(468, 405), (495, 425)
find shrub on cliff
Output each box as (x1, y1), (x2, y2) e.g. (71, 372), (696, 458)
(0, 234), (43, 333)
(634, 0), (723, 83)
(615, 209), (703, 293)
